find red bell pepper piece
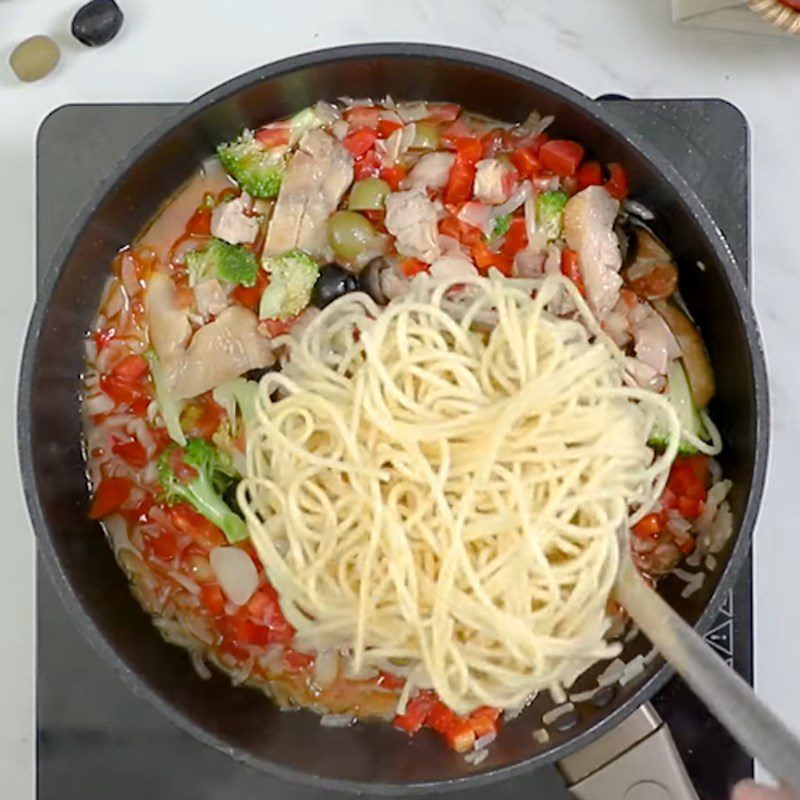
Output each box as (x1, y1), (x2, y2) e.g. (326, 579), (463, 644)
(560, 248), (585, 295)
(89, 476), (133, 519)
(539, 140), (585, 177)
(343, 128), (378, 158)
(444, 157), (476, 205)
(576, 160), (604, 191)
(605, 163), (629, 200)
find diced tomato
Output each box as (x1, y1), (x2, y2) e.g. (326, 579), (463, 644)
(444, 157), (476, 206)
(401, 257), (428, 277)
(380, 164), (407, 191)
(343, 128), (378, 158)
(427, 702), (456, 734)
(377, 118), (403, 139)
(677, 536), (696, 555)
(168, 504), (227, 548)
(560, 248), (585, 295)
(130, 395), (151, 418)
(444, 719), (476, 753)
(471, 240), (513, 276)
(185, 206), (212, 236)
(231, 269), (268, 312)
(469, 714), (496, 739)
(111, 353), (149, 382)
(111, 438), (149, 469)
(632, 512), (667, 539)
(500, 217), (528, 258)
(261, 316), (296, 338)
(576, 160), (604, 192)
(426, 103), (461, 123)
(667, 456), (708, 501)
(284, 648), (314, 671)
(199, 585), (226, 616)
(229, 618), (272, 647)
(267, 621), (295, 645)
(354, 150), (381, 181)
(93, 327), (117, 352)
(454, 137), (483, 164)
(677, 496), (704, 520)
(470, 706), (501, 723)
(146, 532), (181, 562)
(438, 215), (461, 240)
(344, 106), (382, 129)
(121, 490), (155, 524)
(511, 147), (541, 179)
(89, 476), (133, 519)
(605, 163), (629, 200)
(393, 694), (435, 735)
(539, 140), (585, 177)
(219, 638), (249, 662)
(376, 671), (406, 691)
(181, 394), (224, 439)
(255, 123), (291, 148)
(246, 586), (276, 619)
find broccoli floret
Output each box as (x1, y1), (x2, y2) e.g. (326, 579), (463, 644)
(488, 214), (511, 241)
(217, 129), (287, 198)
(185, 239), (258, 288)
(157, 438), (248, 543)
(146, 351), (186, 446)
(536, 190), (569, 240)
(259, 250), (319, 321)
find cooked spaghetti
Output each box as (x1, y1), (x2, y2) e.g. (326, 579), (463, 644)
(239, 274), (681, 714)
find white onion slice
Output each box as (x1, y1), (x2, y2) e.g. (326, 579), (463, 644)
(209, 546), (259, 606)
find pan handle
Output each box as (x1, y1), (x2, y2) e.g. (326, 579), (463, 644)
(558, 703), (699, 800)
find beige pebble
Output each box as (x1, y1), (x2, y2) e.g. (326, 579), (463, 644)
(9, 35), (61, 82)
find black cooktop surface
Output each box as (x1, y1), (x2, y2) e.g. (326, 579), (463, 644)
(35, 98), (752, 800)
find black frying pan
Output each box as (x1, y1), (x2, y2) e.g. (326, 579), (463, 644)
(17, 44), (768, 794)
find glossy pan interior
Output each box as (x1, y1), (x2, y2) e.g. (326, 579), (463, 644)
(18, 44), (768, 794)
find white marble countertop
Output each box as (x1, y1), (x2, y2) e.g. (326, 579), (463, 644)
(2, 0), (798, 796)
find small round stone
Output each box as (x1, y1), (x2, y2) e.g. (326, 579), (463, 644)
(71, 0), (124, 47)
(9, 35), (61, 83)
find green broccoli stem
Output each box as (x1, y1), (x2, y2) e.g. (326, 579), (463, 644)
(173, 470), (248, 543)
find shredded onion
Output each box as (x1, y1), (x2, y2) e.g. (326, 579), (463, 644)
(542, 703), (575, 726)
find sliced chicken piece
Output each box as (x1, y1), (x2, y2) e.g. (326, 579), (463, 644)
(210, 196), (259, 245)
(146, 271), (192, 361)
(429, 255), (478, 281)
(473, 158), (515, 205)
(627, 358), (665, 392)
(264, 129), (354, 259)
(167, 306), (275, 400)
(385, 189), (440, 263)
(623, 228), (678, 300)
(406, 152), (455, 191)
(194, 278), (230, 320)
(629, 303), (680, 376)
(563, 186), (623, 317)
(653, 299), (715, 406)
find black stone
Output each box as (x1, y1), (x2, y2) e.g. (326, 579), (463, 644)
(71, 0), (124, 47)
